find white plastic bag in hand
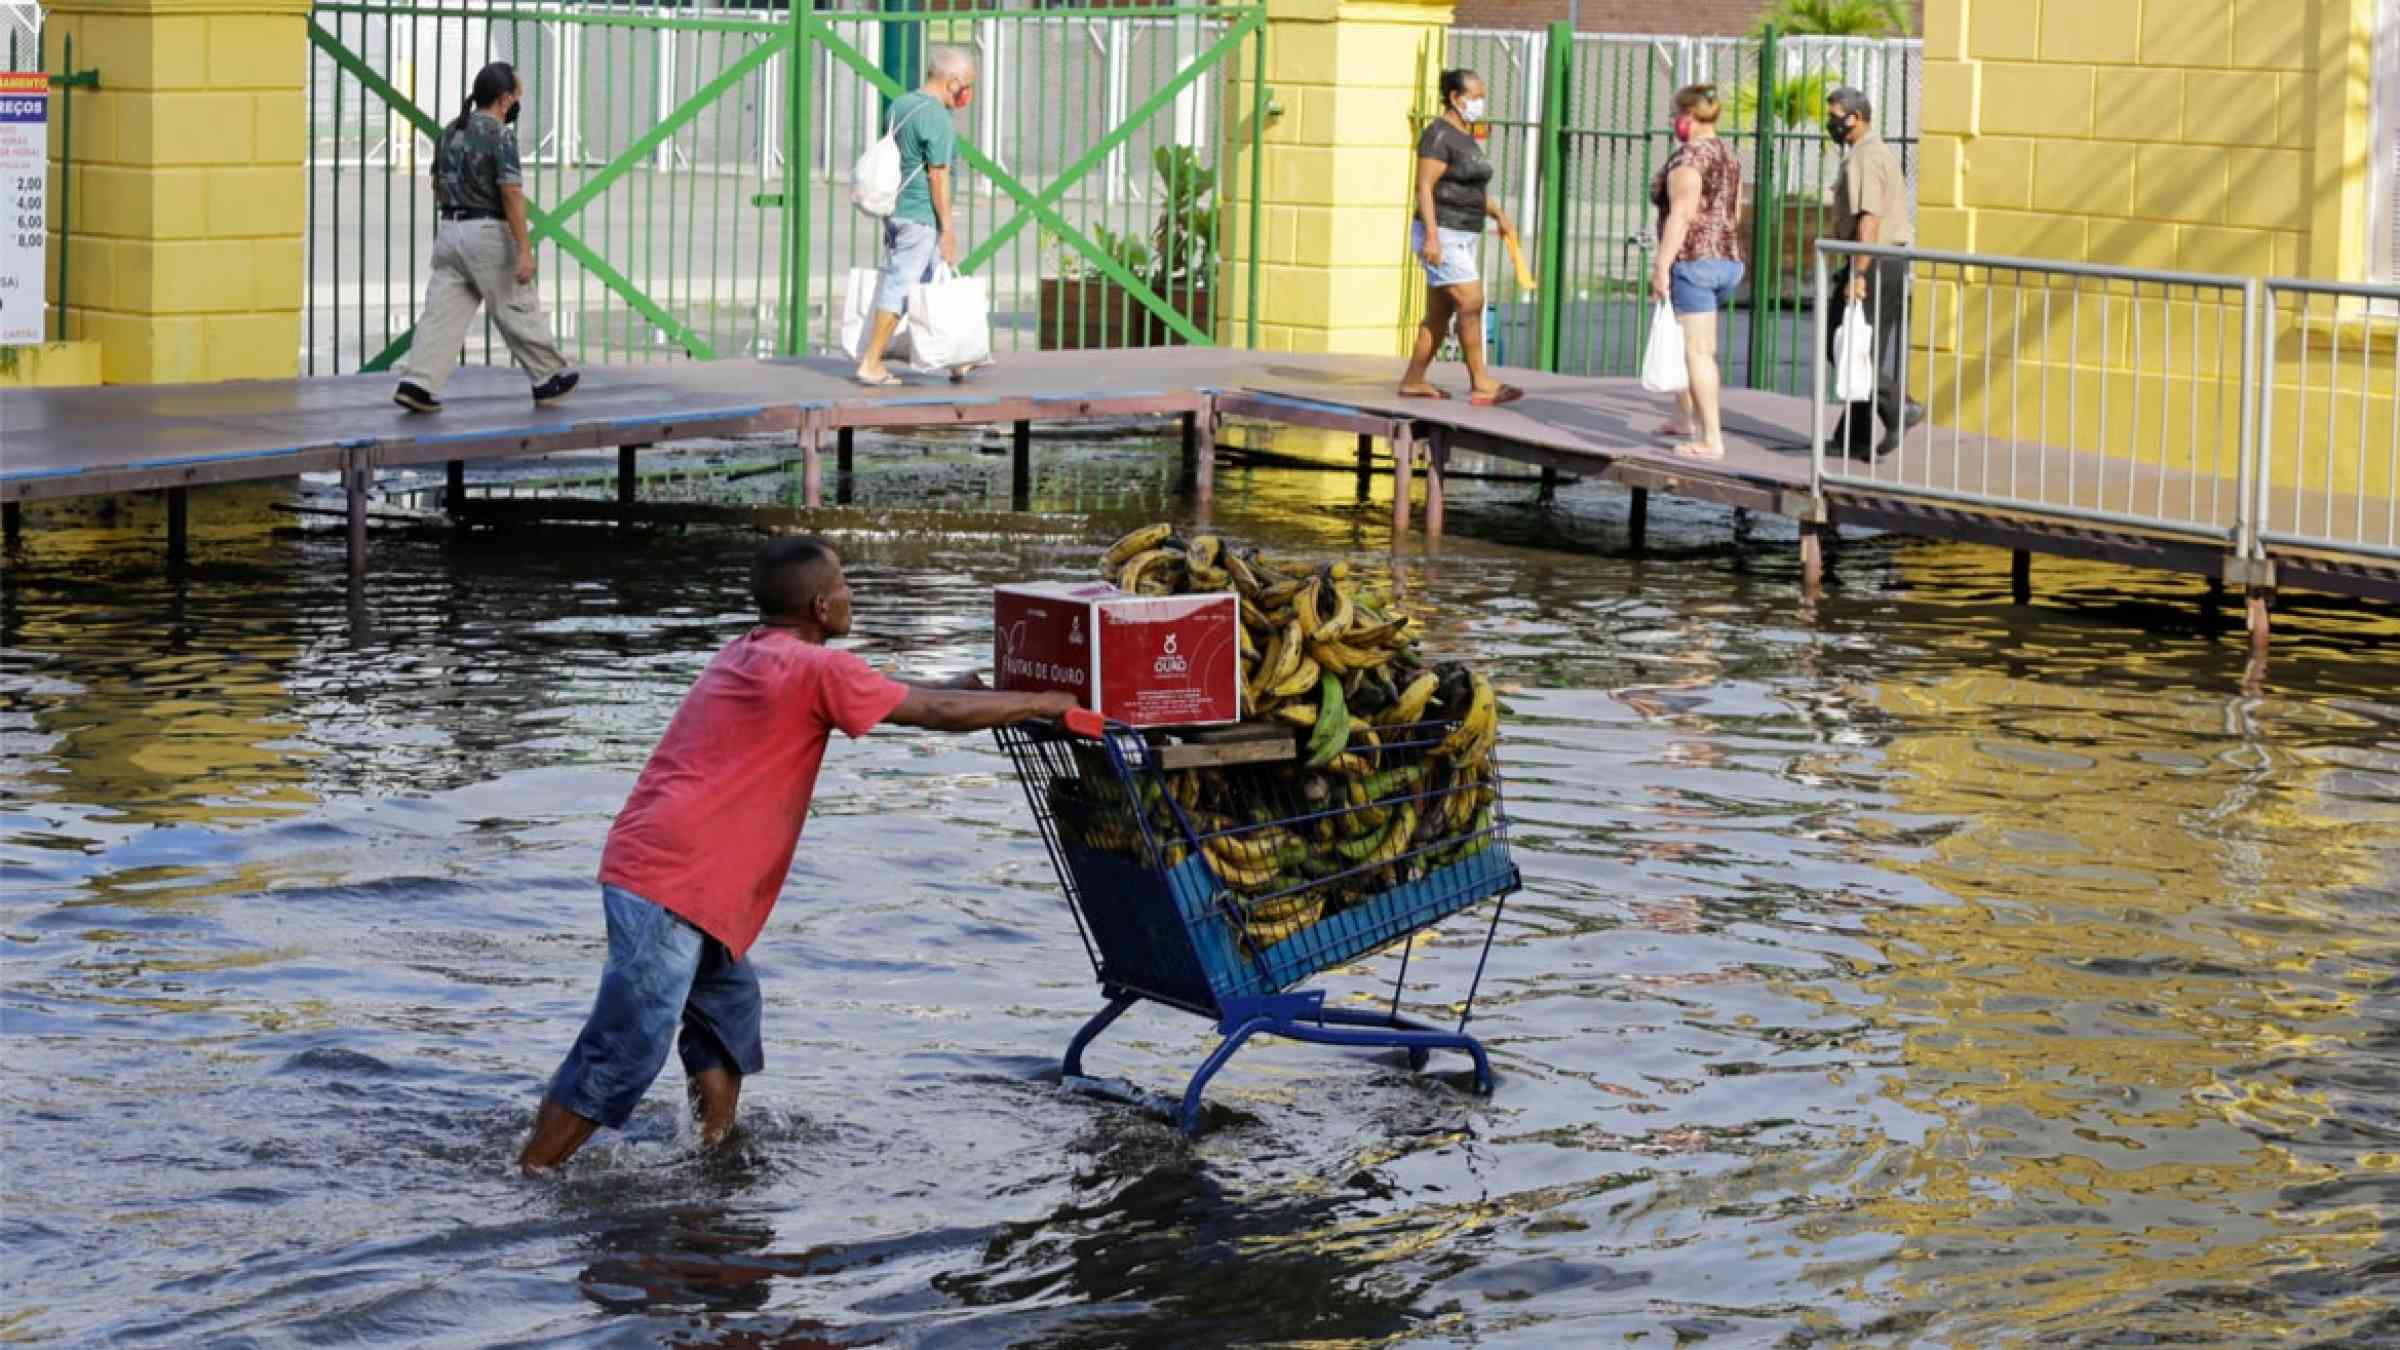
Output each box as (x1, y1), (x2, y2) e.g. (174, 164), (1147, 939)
(839, 267), (910, 362)
(904, 263), (992, 375)
(1639, 300), (1688, 394)
(1833, 303), (1878, 404)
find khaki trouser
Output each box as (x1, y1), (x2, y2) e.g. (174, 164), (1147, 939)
(397, 219), (569, 396)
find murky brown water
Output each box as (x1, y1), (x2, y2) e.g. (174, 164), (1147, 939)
(3, 437), (2396, 1346)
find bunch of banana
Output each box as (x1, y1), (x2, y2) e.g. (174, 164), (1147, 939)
(1070, 524), (1510, 951)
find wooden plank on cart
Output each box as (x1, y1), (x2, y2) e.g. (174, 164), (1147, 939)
(1150, 722), (1297, 771)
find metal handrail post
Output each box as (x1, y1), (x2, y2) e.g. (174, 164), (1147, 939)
(2236, 278), (2256, 562)
(786, 9), (813, 355)
(2242, 280), (2271, 562)
(1810, 242), (1827, 492)
(1744, 21), (1778, 388)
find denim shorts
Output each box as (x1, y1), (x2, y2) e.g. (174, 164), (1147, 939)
(1410, 221), (1482, 289)
(546, 884), (765, 1129)
(875, 217), (940, 316)
(1669, 258), (1746, 315)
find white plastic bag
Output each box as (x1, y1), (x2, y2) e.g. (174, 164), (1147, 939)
(1833, 303), (1878, 404)
(904, 264), (992, 374)
(840, 267), (910, 362)
(1639, 300), (1688, 394)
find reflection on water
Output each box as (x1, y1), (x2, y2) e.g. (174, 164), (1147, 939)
(2, 441), (2396, 1346)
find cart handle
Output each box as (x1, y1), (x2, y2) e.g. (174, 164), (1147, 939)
(1059, 707), (1108, 739)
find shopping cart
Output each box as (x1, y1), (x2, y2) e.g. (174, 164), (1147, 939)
(996, 707), (1521, 1135)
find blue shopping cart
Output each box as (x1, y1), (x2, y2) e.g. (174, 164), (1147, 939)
(996, 708), (1521, 1135)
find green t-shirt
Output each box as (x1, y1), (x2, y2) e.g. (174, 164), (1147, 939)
(888, 91), (957, 227)
(432, 111), (523, 217)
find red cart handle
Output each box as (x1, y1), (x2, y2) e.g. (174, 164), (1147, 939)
(1060, 707), (1107, 739)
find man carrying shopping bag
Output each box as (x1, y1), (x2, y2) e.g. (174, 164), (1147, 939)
(853, 48), (989, 387)
(1822, 87), (1920, 460)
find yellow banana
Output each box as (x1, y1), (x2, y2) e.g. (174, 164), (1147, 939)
(1324, 751), (1372, 777)
(1368, 802), (1418, 867)
(1436, 673), (1495, 759)
(1268, 655), (1322, 700)
(1189, 564), (1231, 590)
(1244, 891), (1320, 925)
(1315, 581), (1355, 641)
(1115, 547), (1171, 593)
(1102, 523), (1172, 569)
(1383, 670), (1440, 725)
(1293, 577), (1324, 640)
(1188, 535), (1222, 569)
(1273, 701), (1317, 729)
(1206, 849), (1279, 890)
(1271, 618), (1304, 688)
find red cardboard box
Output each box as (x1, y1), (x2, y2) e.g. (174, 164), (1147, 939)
(995, 581), (1242, 727)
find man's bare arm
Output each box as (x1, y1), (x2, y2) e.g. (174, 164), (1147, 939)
(884, 685), (1075, 732)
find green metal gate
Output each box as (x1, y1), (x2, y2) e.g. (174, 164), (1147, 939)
(304, 0), (1265, 376)
(1446, 23), (1918, 394)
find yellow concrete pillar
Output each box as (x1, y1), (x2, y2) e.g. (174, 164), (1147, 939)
(1221, 0), (1451, 355)
(43, 0), (308, 383)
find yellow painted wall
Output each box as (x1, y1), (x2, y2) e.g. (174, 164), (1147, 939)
(1918, 0), (2393, 502)
(0, 339), (105, 386)
(1221, 0), (1451, 354)
(41, 0), (310, 384)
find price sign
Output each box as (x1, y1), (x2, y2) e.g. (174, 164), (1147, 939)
(0, 73), (48, 347)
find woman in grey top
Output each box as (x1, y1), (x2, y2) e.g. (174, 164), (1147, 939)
(1397, 68), (1523, 407)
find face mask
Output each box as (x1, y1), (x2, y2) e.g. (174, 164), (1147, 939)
(504, 100), (520, 125)
(953, 82), (974, 111)
(1674, 115), (1694, 142)
(1824, 114), (1850, 143)
(1460, 97), (1487, 123)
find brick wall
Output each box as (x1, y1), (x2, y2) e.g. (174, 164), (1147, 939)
(1452, 0), (1924, 34)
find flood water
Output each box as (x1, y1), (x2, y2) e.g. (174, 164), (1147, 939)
(3, 437), (2397, 1346)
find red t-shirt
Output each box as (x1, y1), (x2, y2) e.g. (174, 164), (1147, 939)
(599, 629), (909, 958)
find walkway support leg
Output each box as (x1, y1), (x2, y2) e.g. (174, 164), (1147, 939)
(1538, 465), (1558, 503)
(1628, 487), (1649, 552)
(2011, 549), (2031, 605)
(345, 458), (369, 579)
(446, 460), (466, 522)
(836, 428), (855, 505)
(1, 501), (17, 550)
(1391, 428), (1414, 537)
(1423, 431), (1446, 539)
(1356, 433), (1374, 502)
(801, 428), (823, 509)
(1011, 421), (1032, 511)
(1191, 409), (1215, 511)
(166, 487), (188, 568)
(2245, 586), (2273, 661)
(617, 445), (639, 527)
(1799, 521), (1824, 604)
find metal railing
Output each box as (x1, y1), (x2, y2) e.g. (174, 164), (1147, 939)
(1807, 242), (2400, 577)
(305, 0), (1259, 375)
(1444, 24), (1920, 390)
(2258, 280), (2400, 563)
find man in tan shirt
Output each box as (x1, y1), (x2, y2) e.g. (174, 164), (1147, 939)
(1824, 87), (1919, 458)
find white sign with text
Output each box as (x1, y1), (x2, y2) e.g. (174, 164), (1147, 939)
(0, 72), (49, 347)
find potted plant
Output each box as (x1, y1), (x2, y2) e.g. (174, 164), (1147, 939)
(1040, 145), (1216, 350)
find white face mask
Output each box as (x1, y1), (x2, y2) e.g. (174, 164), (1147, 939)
(1460, 97), (1488, 123)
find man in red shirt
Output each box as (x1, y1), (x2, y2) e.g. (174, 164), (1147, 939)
(518, 534), (1076, 1174)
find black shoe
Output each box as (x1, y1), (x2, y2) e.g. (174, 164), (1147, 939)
(1873, 404), (1925, 458)
(393, 382), (440, 414)
(532, 370), (580, 406)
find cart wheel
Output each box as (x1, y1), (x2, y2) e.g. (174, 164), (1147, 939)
(1406, 1047), (1431, 1072)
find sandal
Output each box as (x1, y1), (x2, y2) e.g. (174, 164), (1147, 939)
(1398, 385), (1451, 400)
(852, 370), (904, 388)
(1469, 384), (1524, 407)
(1671, 441), (1725, 461)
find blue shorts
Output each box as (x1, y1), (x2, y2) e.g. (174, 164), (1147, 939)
(875, 217), (940, 316)
(545, 884), (765, 1129)
(1410, 221), (1482, 289)
(1669, 258), (1745, 315)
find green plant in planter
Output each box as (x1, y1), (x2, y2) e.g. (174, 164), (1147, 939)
(1749, 0), (1913, 38)
(1049, 144), (1217, 302)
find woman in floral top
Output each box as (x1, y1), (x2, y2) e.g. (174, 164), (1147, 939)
(1649, 84), (1746, 461)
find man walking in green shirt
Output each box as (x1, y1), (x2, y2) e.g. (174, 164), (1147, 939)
(854, 47), (978, 387)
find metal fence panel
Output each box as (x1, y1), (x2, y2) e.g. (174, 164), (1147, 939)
(2258, 281), (2400, 562)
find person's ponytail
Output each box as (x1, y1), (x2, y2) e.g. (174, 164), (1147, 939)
(450, 61), (517, 135)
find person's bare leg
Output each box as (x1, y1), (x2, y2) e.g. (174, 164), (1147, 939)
(1658, 388), (1695, 438)
(1674, 311), (1725, 459)
(1453, 281), (1499, 397)
(685, 1067), (742, 1148)
(519, 1096), (601, 1176)
(1399, 288), (1455, 395)
(854, 309), (904, 383)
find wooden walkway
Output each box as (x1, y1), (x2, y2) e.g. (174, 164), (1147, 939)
(2, 351), (2391, 635)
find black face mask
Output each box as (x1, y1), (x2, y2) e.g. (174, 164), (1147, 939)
(505, 100), (521, 125)
(1824, 113), (1851, 143)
